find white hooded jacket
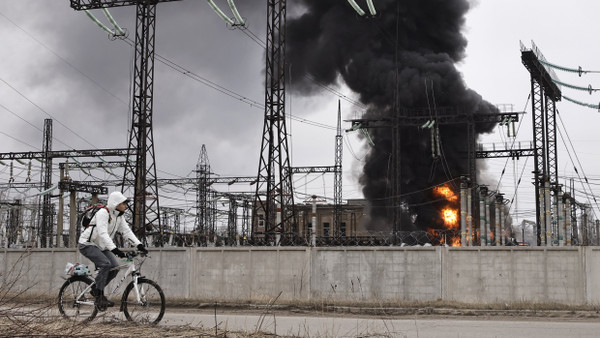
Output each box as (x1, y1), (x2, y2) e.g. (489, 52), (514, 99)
(78, 191), (142, 251)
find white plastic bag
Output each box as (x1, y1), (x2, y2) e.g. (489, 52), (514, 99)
(64, 262), (74, 275)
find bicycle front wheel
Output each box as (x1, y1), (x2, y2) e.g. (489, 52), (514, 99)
(57, 276), (98, 322)
(122, 278), (165, 324)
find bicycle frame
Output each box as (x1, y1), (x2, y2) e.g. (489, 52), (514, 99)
(106, 258), (140, 299)
(75, 254), (146, 306)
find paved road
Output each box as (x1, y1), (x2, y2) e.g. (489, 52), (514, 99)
(151, 309), (600, 337)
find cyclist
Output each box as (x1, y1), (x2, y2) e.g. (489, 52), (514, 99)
(78, 191), (148, 311)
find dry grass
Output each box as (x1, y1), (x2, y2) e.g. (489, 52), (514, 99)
(0, 317), (280, 338)
(167, 297), (600, 316)
(0, 251), (285, 337)
(16, 292), (600, 314)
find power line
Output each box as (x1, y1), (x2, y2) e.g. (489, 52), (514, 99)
(0, 77), (96, 150)
(563, 95), (600, 110)
(493, 95), (530, 193)
(556, 110), (600, 217)
(0, 10), (129, 107)
(0, 105), (42, 150)
(538, 59), (600, 76)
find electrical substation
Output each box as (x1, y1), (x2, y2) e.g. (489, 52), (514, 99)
(1, 1), (599, 252)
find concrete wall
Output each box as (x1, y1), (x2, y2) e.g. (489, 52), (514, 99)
(1, 247), (599, 305)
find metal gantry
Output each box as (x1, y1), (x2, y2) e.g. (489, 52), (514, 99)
(521, 41), (561, 245)
(0, 120), (132, 247)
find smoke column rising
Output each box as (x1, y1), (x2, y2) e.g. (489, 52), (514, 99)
(287, 0), (498, 232)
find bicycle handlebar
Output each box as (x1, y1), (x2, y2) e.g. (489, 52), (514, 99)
(122, 250), (148, 261)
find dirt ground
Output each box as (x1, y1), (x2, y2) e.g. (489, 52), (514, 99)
(174, 300), (600, 321)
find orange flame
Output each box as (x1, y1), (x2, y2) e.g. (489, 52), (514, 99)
(429, 227), (462, 246)
(429, 184), (462, 246)
(433, 185), (458, 202)
(442, 208), (458, 229)
(451, 236), (461, 247)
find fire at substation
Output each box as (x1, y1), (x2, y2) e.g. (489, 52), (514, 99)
(0, 1), (598, 250)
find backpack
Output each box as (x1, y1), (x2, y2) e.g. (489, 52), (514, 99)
(78, 204), (111, 241)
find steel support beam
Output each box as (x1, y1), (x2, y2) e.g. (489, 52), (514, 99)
(70, 0), (181, 10)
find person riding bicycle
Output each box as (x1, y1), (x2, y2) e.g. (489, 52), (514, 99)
(78, 191), (148, 310)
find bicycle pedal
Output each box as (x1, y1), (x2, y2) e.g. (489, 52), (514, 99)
(96, 304), (107, 312)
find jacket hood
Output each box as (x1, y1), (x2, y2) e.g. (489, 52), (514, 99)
(107, 191), (128, 211)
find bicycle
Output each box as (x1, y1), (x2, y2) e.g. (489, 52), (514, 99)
(57, 250), (165, 324)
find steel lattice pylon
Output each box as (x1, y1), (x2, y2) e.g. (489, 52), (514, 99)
(40, 119), (53, 248)
(195, 145), (211, 245)
(121, 3), (162, 245)
(333, 101), (343, 236)
(521, 41), (561, 246)
(70, 0), (185, 246)
(253, 0), (297, 244)
(546, 99), (558, 185)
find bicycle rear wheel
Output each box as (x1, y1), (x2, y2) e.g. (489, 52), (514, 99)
(58, 276), (98, 322)
(122, 278), (165, 324)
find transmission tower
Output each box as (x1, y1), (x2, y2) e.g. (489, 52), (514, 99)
(195, 145), (211, 244)
(521, 41), (561, 245)
(70, 0), (185, 246)
(333, 101), (343, 236)
(253, 0), (296, 243)
(40, 119), (53, 248)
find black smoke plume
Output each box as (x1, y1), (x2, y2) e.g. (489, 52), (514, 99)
(287, 0), (498, 232)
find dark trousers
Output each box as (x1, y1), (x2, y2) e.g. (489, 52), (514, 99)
(78, 244), (119, 291)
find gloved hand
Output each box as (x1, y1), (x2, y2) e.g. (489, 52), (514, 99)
(137, 244), (148, 255)
(111, 247), (126, 258)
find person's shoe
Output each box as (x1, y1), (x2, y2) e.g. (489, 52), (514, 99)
(95, 295), (108, 312)
(103, 295), (115, 308)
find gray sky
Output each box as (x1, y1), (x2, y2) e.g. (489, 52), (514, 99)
(1, 0), (599, 229)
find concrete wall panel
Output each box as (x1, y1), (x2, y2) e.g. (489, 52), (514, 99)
(2, 247), (599, 306)
(405, 248), (441, 301)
